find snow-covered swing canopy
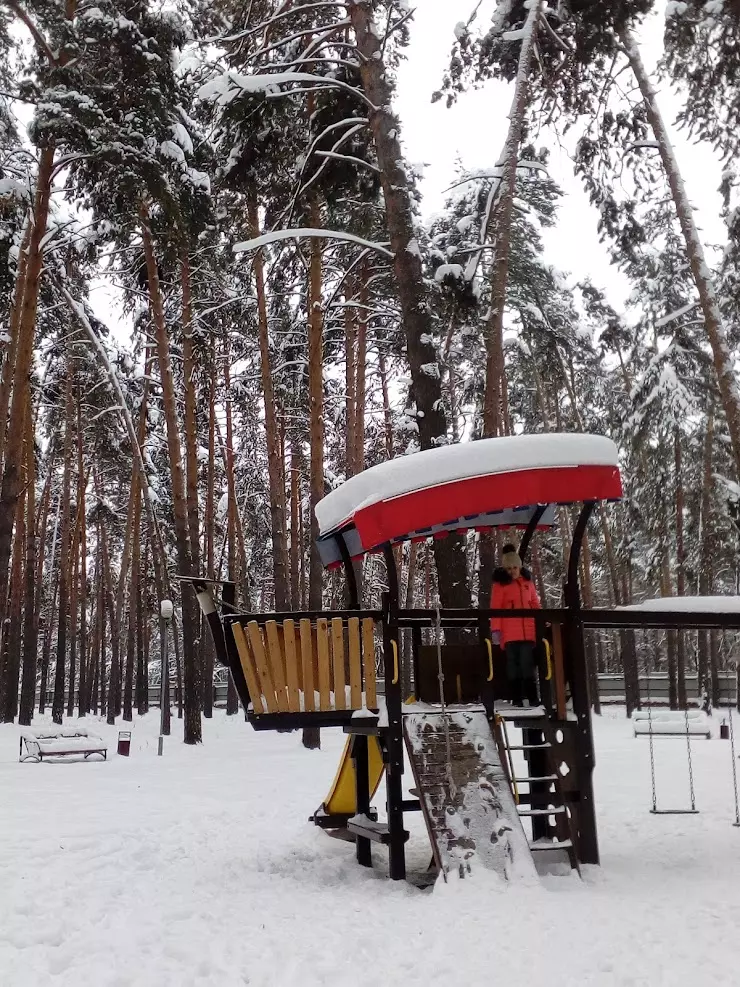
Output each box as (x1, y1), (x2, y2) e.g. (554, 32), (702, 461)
(315, 433), (622, 568)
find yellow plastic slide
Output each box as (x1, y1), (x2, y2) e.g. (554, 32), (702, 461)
(322, 736), (385, 816)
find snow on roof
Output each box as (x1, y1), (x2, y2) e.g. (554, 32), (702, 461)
(316, 433), (619, 538)
(315, 433), (621, 566)
(619, 597), (740, 613)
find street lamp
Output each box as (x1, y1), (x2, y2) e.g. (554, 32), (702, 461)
(159, 599), (173, 756)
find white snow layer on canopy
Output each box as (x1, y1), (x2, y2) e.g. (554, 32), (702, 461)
(315, 432), (618, 536)
(619, 596), (740, 613)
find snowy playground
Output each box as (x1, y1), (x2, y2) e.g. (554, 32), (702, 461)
(2, 707), (740, 987)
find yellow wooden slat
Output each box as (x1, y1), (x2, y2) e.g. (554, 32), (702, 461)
(348, 617), (362, 710)
(282, 619), (301, 712)
(247, 621), (278, 713)
(265, 620), (289, 713)
(331, 618), (346, 710)
(361, 618), (377, 710)
(299, 618), (315, 712)
(316, 618), (332, 711)
(231, 622), (265, 714)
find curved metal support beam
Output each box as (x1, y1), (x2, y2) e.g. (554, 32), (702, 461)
(566, 501), (595, 610)
(382, 542), (400, 613)
(519, 504), (547, 563)
(336, 533), (360, 609)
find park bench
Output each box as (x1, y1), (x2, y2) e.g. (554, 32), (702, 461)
(19, 726), (108, 762)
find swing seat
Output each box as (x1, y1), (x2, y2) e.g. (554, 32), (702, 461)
(634, 719), (710, 739)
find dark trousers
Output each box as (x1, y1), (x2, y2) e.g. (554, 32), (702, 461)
(505, 641), (538, 705)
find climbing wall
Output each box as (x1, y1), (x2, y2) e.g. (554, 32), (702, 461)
(403, 709), (536, 881)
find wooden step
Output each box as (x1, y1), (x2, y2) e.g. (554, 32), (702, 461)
(506, 743), (552, 751)
(347, 817), (409, 845)
(517, 806), (566, 816)
(530, 839), (573, 851)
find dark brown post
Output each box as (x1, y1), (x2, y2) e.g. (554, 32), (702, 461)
(565, 501), (599, 865)
(382, 542), (405, 881)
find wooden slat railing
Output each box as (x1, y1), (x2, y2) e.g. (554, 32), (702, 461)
(231, 615), (379, 715)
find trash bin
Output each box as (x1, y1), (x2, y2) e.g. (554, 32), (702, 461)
(720, 721), (730, 740)
(117, 730), (132, 756)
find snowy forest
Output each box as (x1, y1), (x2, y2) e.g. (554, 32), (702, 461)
(1, 0), (739, 744)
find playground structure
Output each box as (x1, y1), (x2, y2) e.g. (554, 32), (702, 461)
(192, 433), (740, 883)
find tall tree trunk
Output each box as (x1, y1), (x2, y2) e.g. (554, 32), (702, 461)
(67, 513), (79, 717)
(674, 427), (687, 708)
(377, 348), (395, 460)
(202, 348), (216, 718)
(710, 629), (720, 708)
(19, 398), (37, 725)
(661, 553), (678, 710)
(581, 534), (601, 715)
(247, 192), (290, 609)
(124, 482), (142, 722)
(181, 248), (200, 574)
(290, 442), (301, 611)
(482, 0), (543, 440)
(39, 571), (58, 715)
(52, 365), (75, 725)
(141, 204), (200, 744)
(622, 30), (740, 483)
(101, 520), (119, 726)
(305, 193), (325, 751)
(0, 222), (31, 469)
(307, 192), (325, 615)
(697, 409), (714, 696)
(349, 4), (470, 609)
(0, 147), (55, 615)
(354, 277), (367, 474)
(76, 404), (87, 716)
(136, 536), (148, 715)
(345, 286), (357, 475)
(1, 496), (25, 721)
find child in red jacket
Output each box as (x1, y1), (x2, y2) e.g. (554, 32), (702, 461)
(490, 543), (541, 706)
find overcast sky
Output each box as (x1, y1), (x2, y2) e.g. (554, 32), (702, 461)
(394, 4), (725, 313)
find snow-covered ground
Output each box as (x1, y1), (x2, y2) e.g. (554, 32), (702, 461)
(2, 708), (740, 986)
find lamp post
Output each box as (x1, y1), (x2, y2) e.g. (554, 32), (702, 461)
(159, 599), (173, 756)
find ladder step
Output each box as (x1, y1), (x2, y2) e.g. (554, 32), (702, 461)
(514, 775), (558, 783)
(529, 839), (573, 851)
(518, 806), (567, 816)
(347, 818), (410, 845)
(506, 743), (552, 750)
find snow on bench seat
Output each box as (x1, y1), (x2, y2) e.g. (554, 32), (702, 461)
(633, 711), (704, 722)
(19, 728), (108, 762)
(634, 718), (710, 738)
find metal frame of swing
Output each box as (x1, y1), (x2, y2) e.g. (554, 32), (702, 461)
(644, 652), (699, 816)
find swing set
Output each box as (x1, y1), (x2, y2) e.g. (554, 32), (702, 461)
(622, 606), (740, 820)
(189, 433), (740, 884)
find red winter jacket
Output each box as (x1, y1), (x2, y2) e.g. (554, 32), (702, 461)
(489, 569), (541, 647)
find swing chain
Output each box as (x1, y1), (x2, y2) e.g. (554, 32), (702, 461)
(646, 664), (658, 813)
(435, 605), (456, 800)
(728, 665), (740, 826)
(684, 703), (696, 812)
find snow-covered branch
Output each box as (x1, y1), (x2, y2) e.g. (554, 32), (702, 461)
(233, 228), (394, 259)
(198, 69), (377, 111)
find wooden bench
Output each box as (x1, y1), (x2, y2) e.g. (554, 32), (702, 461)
(230, 615), (378, 717)
(19, 727), (108, 762)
